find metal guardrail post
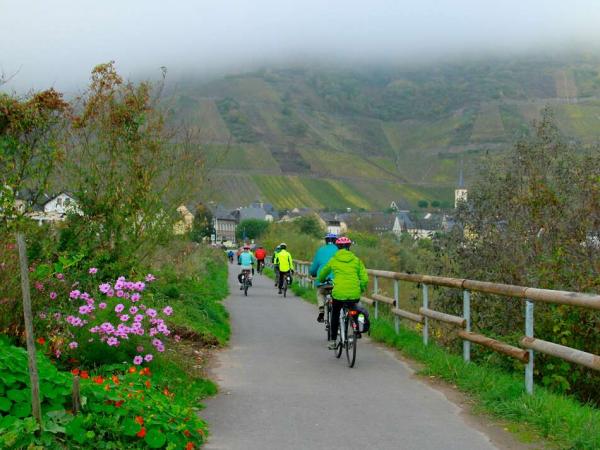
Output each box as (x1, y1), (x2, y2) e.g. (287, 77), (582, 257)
(422, 284), (429, 345)
(525, 299), (534, 394)
(373, 275), (379, 319)
(394, 280), (399, 334)
(463, 290), (471, 362)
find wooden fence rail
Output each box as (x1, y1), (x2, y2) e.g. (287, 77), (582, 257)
(292, 258), (600, 394)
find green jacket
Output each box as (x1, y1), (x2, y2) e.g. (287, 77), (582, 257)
(318, 249), (368, 301)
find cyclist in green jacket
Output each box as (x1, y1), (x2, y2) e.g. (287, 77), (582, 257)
(318, 236), (368, 349)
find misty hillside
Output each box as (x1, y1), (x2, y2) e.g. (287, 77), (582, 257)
(169, 55), (600, 210)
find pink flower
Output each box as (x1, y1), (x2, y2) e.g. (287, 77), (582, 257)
(54, 349), (61, 358)
(56, 273), (64, 280)
(116, 290), (124, 298)
(174, 335), (181, 342)
(115, 304), (125, 313)
(107, 289), (115, 297)
(152, 338), (162, 348)
(146, 308), (157, 318)
(99, 283), (111, 294)
(129, 306), (138, 314)
(163, 306), (173, 316)
(133, 355), (143, 365)
(120, 314), (130, 322)
(88, 267), (98, 274)
(49, 292), (57, 300)
(136, 345), (144, 352)
(106, 337), (119, 346)
(145, 274), (156, 282)
(134, 314), (144, 322)
(144, 354), (153, 362)
(131, 293), (141, 302)
(134, 282), (145, 291)
(34, 282), (44, 291)
(69, 341), (78, 349)
(98, 302), (107, 309)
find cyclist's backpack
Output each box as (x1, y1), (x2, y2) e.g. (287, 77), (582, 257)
(355, 304), (370, 334)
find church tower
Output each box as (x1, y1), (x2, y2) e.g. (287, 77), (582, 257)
(454, 161), (468, 208)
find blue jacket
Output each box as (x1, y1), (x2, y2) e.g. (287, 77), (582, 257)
(309, 243), (338, 286)
(239, 252), (255, 266)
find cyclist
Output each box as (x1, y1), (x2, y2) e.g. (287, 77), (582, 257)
(254, 245), (267, 273)
(318, 237), (368, 349)
(309, 233), (338, 322)
(274, 243), (293, 295)
(227, 250), (234, 264)
(272, 245), (281, 287)
(238, 245), (256, 290)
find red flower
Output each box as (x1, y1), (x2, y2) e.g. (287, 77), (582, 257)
(145, 380), (151, 389)
(185, 443), (194, 450)
(80, 370), (89, 379)
(71, 368), (80, 376)
(128, 366), (137, 374)
(183, 430), (191, 437)
(136, 427), (146, 438)
(104, 383), (111, 391)
(92, 375), (104, 384)
(134, 416), (144, 425)
(112, 375), (120, 385)
(36, 337), (46, 345)
(115, 400), (124, 408)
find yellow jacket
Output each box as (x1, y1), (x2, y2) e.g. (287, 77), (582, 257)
(274, 249), (293, 272)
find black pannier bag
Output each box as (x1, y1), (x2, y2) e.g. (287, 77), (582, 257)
(354, 303), (370, 334)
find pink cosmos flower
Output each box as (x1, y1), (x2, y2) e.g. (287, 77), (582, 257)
(99, 283), (111, 294)
(144, 354), (153, 362)
(56, 273), (64, 280)
(146, 308), (157, 318)
(54, 349), (61, 358)
(134, 314), (144, 322)
(174, 335), (181, 342)
(129, 306), (138, 314)
(163, 306), (173, 316)
(131, 293), (141, 302)
(107, 337), (119, 346)
(145, 274), (156, 282)
(133, 355), (143, 365)
(156, 345), (165, 353)
(34, 282), (44, 291)
(134, 282), (145, 291)
(114, 304), (125, 313)
(120, 314), (130, 322)
(98, 302), (107, 310)
(152, 338), (162, 348)
(49, 292), (57, 300)
(69, 341), (78, 349)
(88, 267), (98, 274)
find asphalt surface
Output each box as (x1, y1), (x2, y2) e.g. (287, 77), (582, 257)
(202, 268), (500, 450)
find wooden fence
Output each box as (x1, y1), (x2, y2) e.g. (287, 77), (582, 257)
(291, 259), (600, 394)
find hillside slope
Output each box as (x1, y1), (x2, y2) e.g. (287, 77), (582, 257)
(170, 54), (600, 210)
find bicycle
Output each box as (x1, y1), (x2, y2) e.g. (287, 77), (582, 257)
(281, 272), (292, 297)
(257, 259), (265, 274)
(323, 285), (334, 341)
(241, 269), (252, 296)
(332, 303), (360, 368)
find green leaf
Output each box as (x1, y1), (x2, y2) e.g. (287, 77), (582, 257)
(145, 428), (167, 448)
(34, 264), (52, 279)
(0, 397), (11, 412)
(11, 401), (31, 418)
(122, 418), (141, 436)
(7, 388), (27, 402)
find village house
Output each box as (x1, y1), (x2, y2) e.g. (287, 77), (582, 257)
(209, 204), (239, 244)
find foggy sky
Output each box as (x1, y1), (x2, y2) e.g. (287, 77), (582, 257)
(2, 0), (600, 92)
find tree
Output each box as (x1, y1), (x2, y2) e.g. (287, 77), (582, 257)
(63, 62), (204, 270)
(417, 200), (429, 208)
(190, 203), (213, 242)
(235, 219), (270, 241)
(431, 200), (441, 208)
(296, 215), (323, 238)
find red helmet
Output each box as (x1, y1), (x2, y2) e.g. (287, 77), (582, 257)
(243, 245), (251, 250)
(335, 236), (352, 245)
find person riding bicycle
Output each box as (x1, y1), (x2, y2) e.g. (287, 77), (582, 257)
(309, 233), (338, 323)
(274, 243), (293, 295)
(318, 237), (368, 350)
(254, 245), (267, 273)
(238, 245), (256, 290)
(272, 245), (281, 287)
(227, 250), (234, 264)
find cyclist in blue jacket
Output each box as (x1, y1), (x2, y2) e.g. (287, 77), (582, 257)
(309, 233), (338, 322)
(238, 245), (256, 289)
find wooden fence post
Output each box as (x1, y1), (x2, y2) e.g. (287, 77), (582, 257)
(16, 232), (43, 428)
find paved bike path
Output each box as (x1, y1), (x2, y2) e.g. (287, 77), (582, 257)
(202, 268), (503, 450)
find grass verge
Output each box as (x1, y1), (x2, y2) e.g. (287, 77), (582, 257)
(283, 277), (600, 449)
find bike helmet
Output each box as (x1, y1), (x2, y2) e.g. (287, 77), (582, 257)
(335, 236), (352, 249)
(325, 232), (337, 243)
(243, 245), (251, 250)
(279, 242), (287, 249)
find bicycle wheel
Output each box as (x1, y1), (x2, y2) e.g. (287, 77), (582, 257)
(283, 277), (288, 297)
(244, 278), (249, 296)
(345, 317), (357, 368)
(325, 303), (332, 341)
(335, 312), (344, 358)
